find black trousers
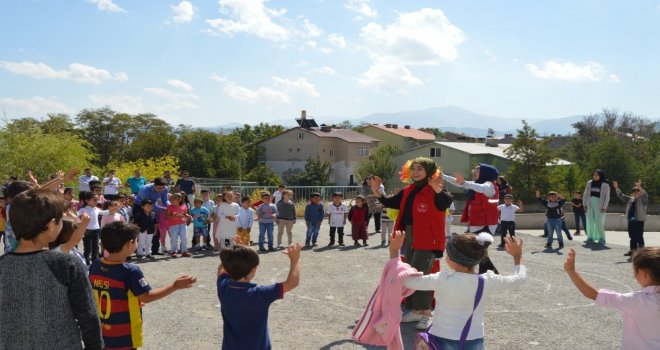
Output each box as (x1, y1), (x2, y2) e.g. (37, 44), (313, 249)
(499, 221), (516, 244)
(83, 229), (100, 265)
(151, 229), (161, 255)
(366, 212), (382, 232)
(474, 226), (499, 274)
(628, 220), (645, 252)
(329, 227), (344, 244)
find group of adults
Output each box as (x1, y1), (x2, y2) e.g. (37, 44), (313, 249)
(78, 169), (196, 199)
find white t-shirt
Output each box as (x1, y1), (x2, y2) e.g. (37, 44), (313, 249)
(273, 190), (284, 204)
(78, 175), (99, 192)
(103, 176), (121, 195)
(326, 203), (348, 227)
(77, 206), (109, 230)
(404, 265), (526, 341)
(498, 204), (520, 222)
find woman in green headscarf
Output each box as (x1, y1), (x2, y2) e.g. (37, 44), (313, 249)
(371, 157), (453, 330)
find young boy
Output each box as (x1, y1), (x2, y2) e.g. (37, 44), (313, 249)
(326, 192), (348, 246)
(237, 196), (255, 246)
(256, 192), (278, 252)
(380, 206), (395, 247)
(0, 189), (103, 349)
(613, 180), (649, 257)
(134, 199), (158, 259)
(217, 241), (301, 349)
(201, 190), (216, 242)
(537, 190), (566, 249)
(190, 198), (211, 250)
(276, 190), (296, 248)
(273, 184), (286, 204)
(571, 191), (586, 235)
(89, 222), (196, 349)
(348, 195), (369, 247)
(304, 192), (325, 247)
(497, 194), (523, 248)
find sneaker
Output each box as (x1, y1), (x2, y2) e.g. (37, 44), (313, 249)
(338, 242), (345, 246)
(354, 241), (362, 247)
(558, 244), (564, 249)
(181, 252), (191, 257)
(305, 241), (311, 247)
(375, 230), (381, 233)
(401, 311), (423, 323)
(146, 255), (155, 260)
(205, 244), (214, 250)
(574, 231), (581, 236)
(277, 244), (284, 249)
(160, 245), (168, 253)
(624, 251), (632, 257)
(312, 242), (318, 247)
(416, 316), (432, 330)
(566, 233), (573, 241)
(540, 234), (548, 238)
(268, 247), (275, 252)
(544, 243), (551, 249)
(170, 252), (178, 258)
(328, 242), (335, 247)
(193, 244), (202, 251)
(363, 241), (369, 247)
(381, 240), (386, 246)
(586, 238), (594, 243)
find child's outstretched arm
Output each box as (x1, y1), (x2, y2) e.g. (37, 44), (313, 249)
(564, 249), (597, 300)
(504, 236), (523, 265)
(137, 275), (197, 303)
(389, 230), (405, 258)
(282, 243), (302, 293)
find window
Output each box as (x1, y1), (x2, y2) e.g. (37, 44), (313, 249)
(429, 148), (442, 158)
(359, 147), (368, 156)
(298, 132), (304, 139)
(329, 150), (334, 157)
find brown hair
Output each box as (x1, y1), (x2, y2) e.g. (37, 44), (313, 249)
(632, 247), (660, 285)
(220, 245), (260, 280)
(9, 189), (67, 241)
(49, 219), (76, 249)
(451, 233), (491, 266)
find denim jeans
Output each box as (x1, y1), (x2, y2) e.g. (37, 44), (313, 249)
(259, 222), (274, 249)
(575, 212), (586, 233)
(169, 224), (188, 253)
(547, 218), (563, 245)
(305, 221), (321, 244)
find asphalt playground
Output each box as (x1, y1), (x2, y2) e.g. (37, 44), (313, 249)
(134, 223), (659, 350)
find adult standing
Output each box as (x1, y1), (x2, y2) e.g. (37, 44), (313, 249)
(582, 169), (610, 245)
(176, 171), (196, 206)
(362, 175), (384, 233)
(496, 176), (512, 204)
(78, 168), (98, 193)
(126, 170), (147, 195)
(613, 180), (648, 257)
(162, 170), (176, 189)
(102, 170), (122, 201)
(371, 158), (452, 330)
(133, 178), (170, 253)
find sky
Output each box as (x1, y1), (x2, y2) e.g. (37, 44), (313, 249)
(1, 0), (659, 127)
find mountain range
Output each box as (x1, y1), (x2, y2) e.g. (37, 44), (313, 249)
(205, 106), (604, 137)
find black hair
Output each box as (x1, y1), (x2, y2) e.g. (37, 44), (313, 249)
(241, 196), (251, 203)
(9, 189), (67, 241)
(63, 187), (74, 195)
(5, 180), (33, 199)
(201, 189), (209, 194)
(309, 192), (321, 199)
(220, 245), (260, 280)
(141, 199), (153, 207)
(101, 222), (139, 253)
(153, 177), (166, 186)
(80, 191), (97, 207)
(332, 192), (343, 198)
(88, 180), (101, 189)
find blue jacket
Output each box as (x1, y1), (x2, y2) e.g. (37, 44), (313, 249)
(304, 202), (325, 223)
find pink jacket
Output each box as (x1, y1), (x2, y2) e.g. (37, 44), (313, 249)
(352, 257), (422, 350)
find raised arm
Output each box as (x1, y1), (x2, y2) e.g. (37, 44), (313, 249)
(564, 249), (598, 300)
(281, 244), (302, 293)
(137, 275), (197, 303)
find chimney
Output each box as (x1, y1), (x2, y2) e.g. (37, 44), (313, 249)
(301, 110), (307, 119)
(404, 125), (410, 129)
(392, 124), (398, 129)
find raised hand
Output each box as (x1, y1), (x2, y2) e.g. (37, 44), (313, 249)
(452, 172), (465, 185)
(427, 175), (444, 193)
(389, 230), (405, 258)
(564, 248), (576, 272)
(370, 176), (383, 196)
(173, 275), (197, 289)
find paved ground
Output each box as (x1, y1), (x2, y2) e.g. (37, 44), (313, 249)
(134, 224), (660, 350)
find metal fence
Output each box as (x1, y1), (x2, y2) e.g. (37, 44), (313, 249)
(200, 185), (363, 201)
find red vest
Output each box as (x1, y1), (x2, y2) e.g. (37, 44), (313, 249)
(394, 184), (446, 251)
(462, 182), (499, 226)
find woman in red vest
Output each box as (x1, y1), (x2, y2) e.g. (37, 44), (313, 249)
(443, 164), (501, 274)
(371, 157), (453, 330)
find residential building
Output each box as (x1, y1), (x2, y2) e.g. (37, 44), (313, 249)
(362, 123), (436, 151)
(442, 131), (486, 143)
(257, 111), (380, 186)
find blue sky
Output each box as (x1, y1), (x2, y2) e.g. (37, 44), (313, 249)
(1, 0), (659, 126)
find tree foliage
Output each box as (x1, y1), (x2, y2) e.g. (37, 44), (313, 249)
(356, 145), (399, 184)
(284, 157), (333, 186)
(106, 156), (180, 185)
(243, 163), (282, 186)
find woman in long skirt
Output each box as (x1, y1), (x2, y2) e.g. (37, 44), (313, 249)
(582, 169), (610, 244)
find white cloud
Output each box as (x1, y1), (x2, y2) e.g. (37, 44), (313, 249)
(222, 81), (291, 104)
(315, 66), (337, 75)
(86, 0), (125, 13)
(166, 79), (193, 91)
(0, 96), (73, 117)
(272, 76), (320, 97)
(0, 60), (128, 84)
(89, 95), (145, 114)
(300, 17), (322, 37)
(328, 33), (348, 49)
(481, 45), (497, 61)
(525, 60), (619, 82)
(345, 0), (377, 18)
(206, 0), (289, 42)
(144, 87), (200, 109)
(358, 61), (423, 90)
(171, 1), (195, 24)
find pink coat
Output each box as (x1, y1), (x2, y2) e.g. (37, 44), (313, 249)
(352, 257), (422, 350)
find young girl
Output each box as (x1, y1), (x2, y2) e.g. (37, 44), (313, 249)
(157, 193), (171, 254)
(100, 201), (125, 228)
(565, 247), (659, 349)
(167, 193), (192, 258)
(215, 191), (240, 250)
(50, 213), (90, 270)
(348, 196), (369, 247)
(77, 192), (110, 265)
(391, 231), (526, 348)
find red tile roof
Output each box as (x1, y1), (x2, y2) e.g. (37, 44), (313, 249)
(368, 124), (435, 140)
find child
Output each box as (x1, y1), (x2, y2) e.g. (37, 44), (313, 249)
(237, 196), (254, 246)
(497, 194), (523, 248)
(273, 184), (286, 204)
(564, 247), (659, 349)
(304, 192), (324, 247)
(256, 192), (278, 252)
(211, 194), (223, 247)
(201, 189), (216, 241)
(63, 187), (79, 213)
(157, 193), (172, 254)
(50, 214), (90, 269)
(167, 193), (192, 258)
(613, 180), (649, 257)
(445, 201), (455, 239)
(380, 205), (395, 247)
(89, 222), (197, 349)
(348, 195), (369, 247)
(217, 241), (301, 349)
(190, 198), (211, 251)
(536, 190), (566, 249)
(216, 191), (240, 250)
(0, 189), (103, 349)
(326, 192), (348, 247)
(90, 184), (106, 209)
(134, 199), (158, 259)
(78, 191), (110, 265)
(100, 200), (126, 228)
(571, 191), (586, 235)
(276, 190), (296, 248)
(116, 193), (129, 223)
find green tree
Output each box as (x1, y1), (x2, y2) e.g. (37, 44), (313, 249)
(175, 128), (222, 177)
(356, 145), (399, 183)
(284, 157), (333, 185)
(419, 127), (443, 139)
(503, 120), (556, 199)
(107, 156), (180, 186)
(243, 163), (282, 186)
(230, 123), (285, 171)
